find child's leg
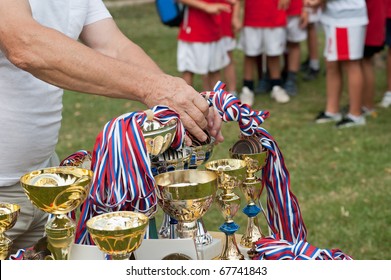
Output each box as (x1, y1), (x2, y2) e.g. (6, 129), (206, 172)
(224, 50), (237, 94)
(268, 55), (283, 86)
(325, 61), (343, 114)
(182, 71), (194, 86)
(362, 56), (375, 110)
(203, 70), (222, 91)
(343, 59), (364, 116)
(243, 55), (256, 90)
(387, 48), (391, 92)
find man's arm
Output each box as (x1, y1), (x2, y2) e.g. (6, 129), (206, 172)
(0, 0), (213, 143)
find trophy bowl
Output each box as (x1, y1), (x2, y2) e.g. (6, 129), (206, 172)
(86, 211), (149, 260)
(0, 203), (20, 260)
(154, 170), (218, 239)
(142, 119), (177, 156)
(20, 166), (93, 260)
(189, 135), (215, 169)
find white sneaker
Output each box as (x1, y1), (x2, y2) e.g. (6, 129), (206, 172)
(379, 92), (391, 108)
(271, 86), (290, 103)
(240, 86), (254, 106)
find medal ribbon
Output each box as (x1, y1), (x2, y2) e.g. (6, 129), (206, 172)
(75, 105), (184, 244)
(253, 235), (353, 260)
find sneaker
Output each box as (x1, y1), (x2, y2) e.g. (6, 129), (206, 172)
(240, 86), (254, 106)
(336, 114), (366, 128)
(379, 92), (391, 108)
(315, 111), (342, 124)
(300, 59), (309, 73)
(284, 78), (297, 96)
(255, 77), (271, 94)
(271, 86), (290, 103)
(302, 67), (320, 81)
(362, 106), (377, 118)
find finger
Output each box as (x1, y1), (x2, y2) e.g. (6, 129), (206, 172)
(184, 135), (192, 147)
(180, 112), (208, 142)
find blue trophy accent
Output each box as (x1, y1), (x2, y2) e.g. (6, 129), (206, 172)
(219, 222), (240, 235)
(243, 204), (260, 218)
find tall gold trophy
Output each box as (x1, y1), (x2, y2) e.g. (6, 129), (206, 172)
(205, 159), (247, 260)
(154, 170), (217, 247)
(230, 137), (268, 252)
(0, 203), (20, 259)
(87, 211), (148, 260)
(20, 166), (93, 260)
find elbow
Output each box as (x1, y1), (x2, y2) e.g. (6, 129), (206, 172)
(7, 46), (36, 72)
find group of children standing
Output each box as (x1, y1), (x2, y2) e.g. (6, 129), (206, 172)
(175, 0), (391, 129)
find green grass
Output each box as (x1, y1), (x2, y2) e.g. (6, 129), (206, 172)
(58, 4), (391, 259)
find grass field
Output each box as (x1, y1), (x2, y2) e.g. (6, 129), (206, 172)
(57, 4), (391, 259)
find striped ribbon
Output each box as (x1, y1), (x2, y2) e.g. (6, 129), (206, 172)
(254, 235), (353, 260)
(203, 81), (350, 258)
(74, 105), (184, 244)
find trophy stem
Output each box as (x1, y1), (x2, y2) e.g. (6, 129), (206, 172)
(159, 213), (170, 238)
(0, 234), (12, 260)
(241, 203), (264, 248)
(45, 214), (75, 260)
(195, 218), (213, 246)
(219, 222), (244, 260)
(176, 220), (197, 239)
(110, 252), (131, 260)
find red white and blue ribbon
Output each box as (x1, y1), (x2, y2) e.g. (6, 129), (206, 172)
(75, 105), (184, 244)
(203, 81), (349, 258)
(254, 235), (353, 260)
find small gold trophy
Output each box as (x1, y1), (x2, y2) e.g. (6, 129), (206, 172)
(154, 170), (217, 243)
(0, 203), (20, 259)
(205, 159), (247, 260)
(20, 166), (93, 260)
(87, 211), (148, 260)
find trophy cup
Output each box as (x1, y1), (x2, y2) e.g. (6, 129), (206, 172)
(20, 166), (93, 260)
(142, 114), (179, 238)
(230, 137), (268, 254)
(154, 169), (217, 258)
(86, 211), (148, 260)
(0, 202), (20, 260)
(150, 147), (192, 239)
(205, 159), (247, 260)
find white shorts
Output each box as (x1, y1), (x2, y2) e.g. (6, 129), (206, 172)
(220, 36), (237, 52)
(177, 40), (230, 74)
(286, 16), (307, 43)
(323, 24), (366, 61)
(307, 7), (321, 23)
(238, 26), (286, 56)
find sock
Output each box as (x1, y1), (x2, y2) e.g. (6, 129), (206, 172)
(347, 113), (363, 122)
(270, 79), (283, 88)
(286, 71), (297, 81)
(243, 80), (254, 91)
(309, 59), (320, 70)
(325, 111), (341, 117)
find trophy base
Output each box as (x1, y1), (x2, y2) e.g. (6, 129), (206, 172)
(196, 238), (222, 260)
(238, 244), (253, 260)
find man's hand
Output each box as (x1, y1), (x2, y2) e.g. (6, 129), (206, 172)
(143, 75), (212, 145)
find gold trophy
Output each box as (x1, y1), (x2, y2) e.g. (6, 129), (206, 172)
(154, 170), (217, 245)
(205, 159), (247, 260)
(188, 133), (215, 246)
(142, 112), (178, 238)
(150, 147), (192, 239)
(86, 211), (148, 260)
(20, 166), (93, 260)
(0, 203), (20, 259)
(230, 151), (268, 253)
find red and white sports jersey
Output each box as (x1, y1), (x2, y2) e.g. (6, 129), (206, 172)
(178, 0), (223, 43)
(365, 0), (386, 46)
(243, 0), (287, 28)
(287, 0), (303, 17)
